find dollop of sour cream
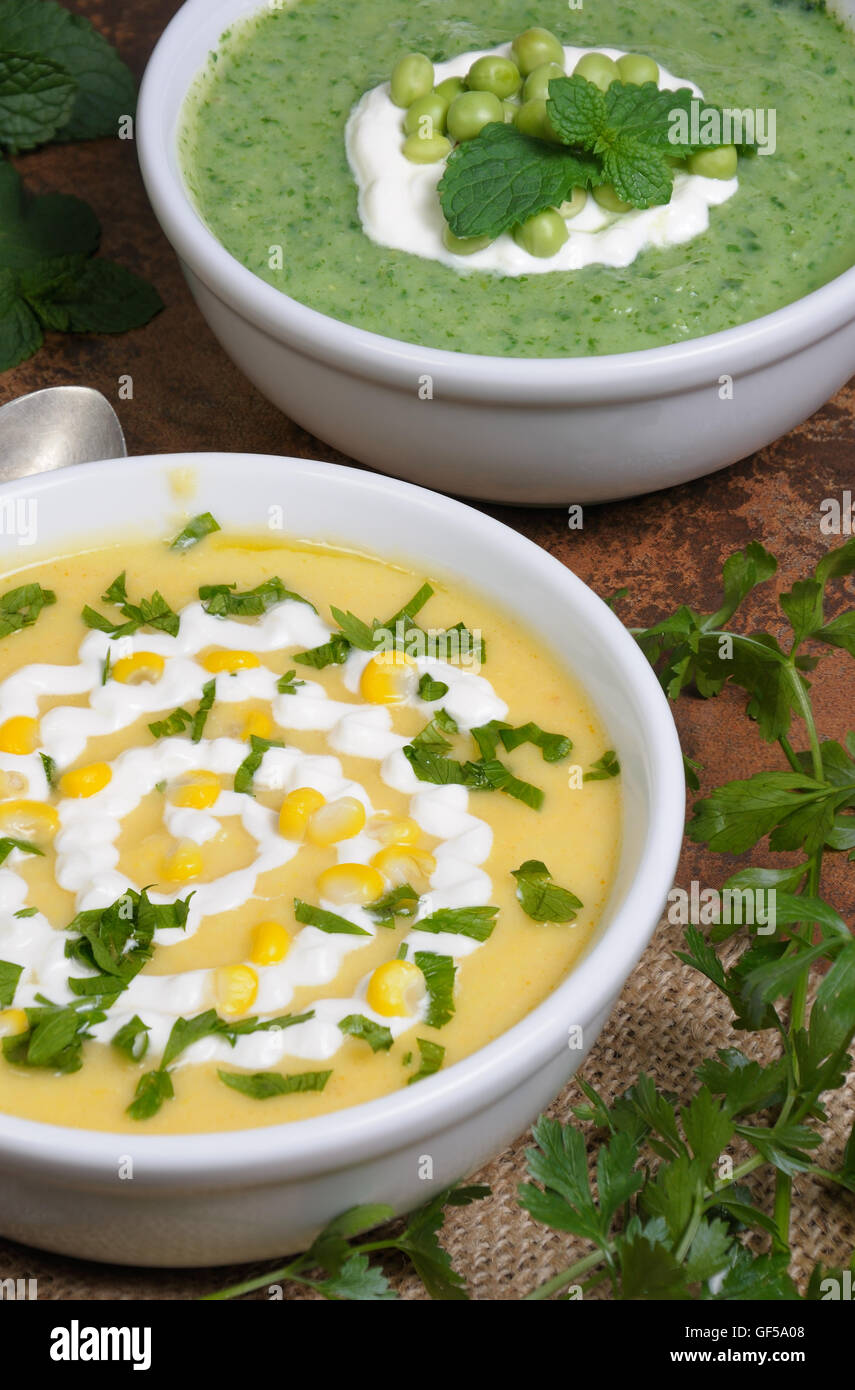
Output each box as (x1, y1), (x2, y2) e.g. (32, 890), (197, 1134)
(0, 596), (509, 1071)
(346, 44), (738, 276)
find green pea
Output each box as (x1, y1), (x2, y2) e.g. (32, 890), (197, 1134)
(514, 97), (559, 143)
(523, 61), (565, 103)
(466, 54), (521, 100)
(402, 132), (452, 163)
(442, 224), (492, 255)
(511, 27), (565, 77)
(513, 207), (568, 258)
(403, 91), (449, 137)
(616, 53), (659, 85)
(390, 53), (434, 109)
(687, 146), (738, 179)
(593, 183), (632, 213)
(573, 52), (620, 92)
(435, 75), (466, 103)
(559, 186), (587, 219)
(447, 90), (504, 141)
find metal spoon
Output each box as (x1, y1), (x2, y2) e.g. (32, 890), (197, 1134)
(0, 386), (127, 482)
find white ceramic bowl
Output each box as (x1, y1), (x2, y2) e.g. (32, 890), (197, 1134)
(136, 0), (855, 507)
(0, 452), (683, 1266)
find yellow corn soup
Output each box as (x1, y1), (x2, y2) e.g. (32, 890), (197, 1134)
(0, 528), (620, 1132)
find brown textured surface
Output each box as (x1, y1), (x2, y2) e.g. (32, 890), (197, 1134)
(0, 0), (853, 1301)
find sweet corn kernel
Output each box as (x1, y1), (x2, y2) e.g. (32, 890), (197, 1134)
(202, 649), (261, 673)
(306, 796), (366, 847)
(0, 798), (59, 842)
(359, 649), (417, 705)
(250, 920), (291, 965)
(372, 844), (436, 890)
(215, 963), (258, 1017)
(0, 716), (39, 755)
(366, 959), (425, 1018)
(161, 842), (203, 882)
(59, 762), (112, 799)
(278, 786), (326, 840)
(170, 771), (221, 810)
(242, 709), (274, 741)
(368, 812), (421, 846)
(112, 651), (166, 685)
(0, 1007), (28, 1037)
(317, 862), (385, 905)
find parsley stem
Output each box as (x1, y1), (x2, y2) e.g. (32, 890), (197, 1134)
(523, 1247), (609, 1300)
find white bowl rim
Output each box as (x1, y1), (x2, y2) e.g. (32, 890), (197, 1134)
(136, 0), (855, 403)
(0, 450), (684, 1187)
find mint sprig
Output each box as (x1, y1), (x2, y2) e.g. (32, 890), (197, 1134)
(438, 121), (599, 239)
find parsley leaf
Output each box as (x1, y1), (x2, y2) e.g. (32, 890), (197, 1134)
(406, 1037), (445, 1084)
(338, 1014), (394, 1052)
(82, 571), (179, 638)
(364, 883), (420, 929)
(218, 1068), (331, 1099)
(414, 904), (498, 942)
(0, 835), (42, 866)
(199, 575), (314, 617)
(414, 950), (456, 1028)
(293, 899), (371, 936)
(511, 859), (582, 923)
(0, 579), (55, 637)
(0, 957), (23, 1006)
(169, 512), (220, 552)
(276, 668), (304, 695)
(585, 749), (621, 781)
(233, 734), (284, 795)
(418, 672), (449, 702)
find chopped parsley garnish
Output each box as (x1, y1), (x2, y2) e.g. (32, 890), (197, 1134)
(414, 951), (456, 1029)
(150, 679), (217, 743)
(169, 512), (221, 551)
(417, 673), (449, 702)
(293, 634), (351, 670)
(365, 883), (420, 929)
(234, 734), (284, 795)
(415, 905), (498, 942)
(0, 958), (23, 1007)
(111, 1014), (150, 1062)
(0, 581), (56, 638)
(3, 997), (108, 1073)
(410, 707), (458, 750)
(338, 1014), (394, 1052)
(406, 1037), (445, 1085)
(13, 906), (37, 918)
(0, 836), (42, 866)
(511, 860), (583, 924)
(293, 899), (371, 936)
(39, 751), (56, 786)
(199, 576), (314, 617)
(585, 750), (621, 781)
(276, 668), (304, 695)
(82, 571), (179, 638)
(218, 1068), (332, 1100)
(64, 888), (192, 999)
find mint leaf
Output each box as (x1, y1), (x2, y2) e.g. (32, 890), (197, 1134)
(438, 121), (598, 238)
(511, 859), (582, 923)
(0, 0), (136, 141)
(0, 49), (75, 152)
(45, 257), (163, 333)
(0, 267), (41, 368)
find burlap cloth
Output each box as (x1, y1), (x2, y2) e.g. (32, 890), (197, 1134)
(2, 904), (852, 1301)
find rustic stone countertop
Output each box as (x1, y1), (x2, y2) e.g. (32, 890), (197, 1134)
(0, 0), (852, 1301)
